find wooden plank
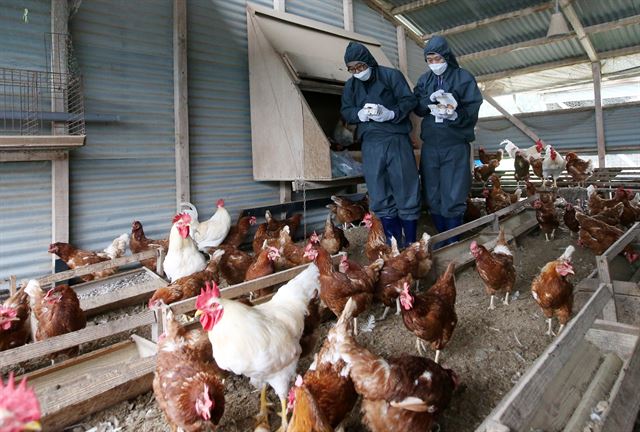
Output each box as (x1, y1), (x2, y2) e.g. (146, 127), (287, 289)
(601, 335), (640, 431)
(602, 222), (640, 261)
(577, 279), (640, 297)
(37, 249), (156, 285)
(9, 275), (16, 296)
(586, 326), (639, 360)
(174, 0), (190, 209)
(460, 33), (575, 63)
(476, 284), (611, 431)
(169, 254), (345, 316)
(0, 135), (86, 148)
(592, 61), (606, 168)
(0, 310), (156, 368)
(527, 340), (602, 431)
(422, 2), (554, 39)
(343, 0), (354, 31)
(564, 352), (624, 432)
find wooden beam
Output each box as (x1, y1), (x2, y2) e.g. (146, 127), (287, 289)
(273, 0), (285, 11)
(476, 43), (640, 82)
(560, 0), (598, 62)
(173, 0), (190, 210)
(343, 0), (354, 32)
(397, 26), (408, 76)
(592, 61), (606, 168)
(459, 15), (640, 64)
(422, 2), (554, 40)
(0, 310), (156, 368)
(482, 93), (543, 144)
(602, 222), (640, 261)
(391, 0), (447, 15)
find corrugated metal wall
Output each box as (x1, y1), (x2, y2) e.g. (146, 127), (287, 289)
(0, 162), (52, 281)
(286, 0), (344, 28)
(0, 0), (49, 71)
(353, 0), (399, 68)
(187, 0), (278, 224)
(0, 1), (52, 280)
(69, 0), (176, 250)
(476, 103), (640, 152)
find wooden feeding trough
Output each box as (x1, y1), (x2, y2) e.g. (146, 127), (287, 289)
(22, 335), (157, 432)
(246, 4), (399, 183)
(477, 223), (640, 432)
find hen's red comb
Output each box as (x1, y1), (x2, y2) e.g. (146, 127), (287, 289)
(196, 281), (220, 310)
(173, 212), (191, 224)
(217, 199), (225, 207)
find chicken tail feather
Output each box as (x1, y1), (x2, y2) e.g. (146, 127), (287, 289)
(559, 245), (575, 262)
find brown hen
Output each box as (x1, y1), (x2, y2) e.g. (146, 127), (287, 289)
(470, 228), (516, 310)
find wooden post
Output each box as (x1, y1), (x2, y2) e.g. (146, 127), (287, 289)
(51, 0), (70, 264)
(483, 93), (543, 145)
(173, 0), (190, 210)
(592, 61), (606, 168)
(397, 26), (408, 75)
(155, 247), (165, 277)
(9, 276), (17, 296)
(597, 255), (617, 321)
(343, 0), (354, 31)
(273, 0), (285, 12)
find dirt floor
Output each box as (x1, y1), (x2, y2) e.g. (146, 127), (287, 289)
(60, 214), (624, 432)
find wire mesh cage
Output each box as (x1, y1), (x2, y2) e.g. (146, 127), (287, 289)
(0, 33), (84, 136)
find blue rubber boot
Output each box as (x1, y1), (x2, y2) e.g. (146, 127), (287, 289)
(444, 215), (464, 245)
(380, 216), (403, 246)
(400, 219), (418, 246)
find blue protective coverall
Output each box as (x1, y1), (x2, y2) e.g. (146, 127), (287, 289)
(341, 41), (421, 245)
(413, 36), (483, 241)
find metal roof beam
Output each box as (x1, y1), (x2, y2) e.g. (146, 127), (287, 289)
(560, 0), (598, 62)
(391, 0), (447, 15)
(458, 14), (640, 63)
(475, 44), (640, 82)
(422, 2), (555, 40)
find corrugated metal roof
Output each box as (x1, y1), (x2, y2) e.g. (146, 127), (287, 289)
(0, 161), (52, 281)
(69, 0), (177, 249)
(591, 23), (640, 52)
(286, 0), (344, 28)
(354, 0), (400, 68)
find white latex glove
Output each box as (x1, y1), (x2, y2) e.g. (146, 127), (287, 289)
(442, 110), (458, 121)
(357, 108), (370, 122)
(429, 89), (445, 102)
(369, 105), (395, 122)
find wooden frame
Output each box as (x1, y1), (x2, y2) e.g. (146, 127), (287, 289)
(173, 0), (190, 210)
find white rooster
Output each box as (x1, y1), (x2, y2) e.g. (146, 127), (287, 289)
(501, 138), (544, 160)
(163, 213), (206, 283)
(181, 199), (232, 251)
(97, 233), (129, 260)
(195, 264), (320, 432)
(542, 145), (566, 188)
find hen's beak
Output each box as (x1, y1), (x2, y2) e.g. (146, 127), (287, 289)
(23, 421), (41, 431)
(194, 309), (203, 318)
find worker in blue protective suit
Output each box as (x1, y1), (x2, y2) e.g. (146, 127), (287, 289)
(341, 41), (421, 246)
(413, 36), (483, 247)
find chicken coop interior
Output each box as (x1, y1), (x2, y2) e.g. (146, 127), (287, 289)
(1, 1), (640, 431)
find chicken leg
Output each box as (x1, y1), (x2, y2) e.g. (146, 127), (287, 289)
(276, 397), (288, 432)
(353, 317), (358, 336)
(255, 384), (271, 428)
(558, 324), (565, 334)
(503, 292), (510, 306)
(395, 297), (401, 315)
(545, 318), (556, 336)
(488, 295), (496, 310)
(434, 350), (441, 364)
(380, 306), (390, 321)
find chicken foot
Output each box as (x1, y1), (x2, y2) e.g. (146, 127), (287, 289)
(415, 338), (427, 357)
(503, 292), (510, 306)
(545, 318), (556, 336)
(276, 397), (288, 432)
(380, 306), (390, 321)
(488, 295), (496, 310)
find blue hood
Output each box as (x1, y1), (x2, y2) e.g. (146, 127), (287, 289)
(423, 36), (459, 69)
(344, 41), (379, 67)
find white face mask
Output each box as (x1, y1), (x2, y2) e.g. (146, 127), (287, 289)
(429, 62), (448, 76)
(354, 67), (372, 81)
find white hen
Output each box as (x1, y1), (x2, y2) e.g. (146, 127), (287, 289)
(502, 139), (545, 160)
(542, 145), (566, 188)
(195, 264), (320, 432)
(97, 233), (129, 260)
(181, 199), (232, 251)
(163, 213), (206, 283)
